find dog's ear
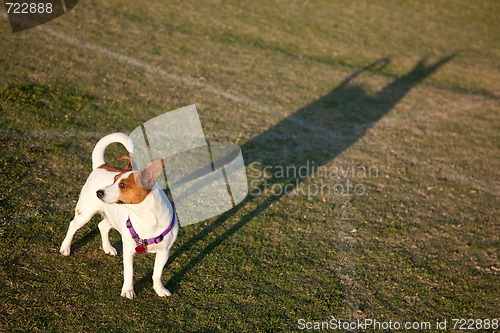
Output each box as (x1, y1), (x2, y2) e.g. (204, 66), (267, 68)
(138, 158), (163, 189)
(117, 155), (132, 170)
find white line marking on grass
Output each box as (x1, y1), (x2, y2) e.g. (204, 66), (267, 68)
(0, 13), (369, 141)
(0, 129), (103, 138)
(1, 13), (338, 137)
(34, 25), (342, 140)
(36, 26), (275, 112)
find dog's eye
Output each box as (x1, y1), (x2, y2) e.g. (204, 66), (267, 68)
(119, 182), (129, 189)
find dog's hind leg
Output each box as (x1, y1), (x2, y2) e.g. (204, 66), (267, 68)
(59, 204), (96, 256)
(98, 218), (117, 256)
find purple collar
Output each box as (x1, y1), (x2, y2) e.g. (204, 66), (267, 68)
(126, 211), (176, 254)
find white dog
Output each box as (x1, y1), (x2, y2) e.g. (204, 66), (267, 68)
(60, 133), (178, 299)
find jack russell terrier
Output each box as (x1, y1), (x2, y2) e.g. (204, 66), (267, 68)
(60, 132), (178, 299)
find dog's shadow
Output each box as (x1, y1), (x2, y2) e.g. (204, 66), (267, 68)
(69, 225), (101, 254)
(160, 55), (455, 294)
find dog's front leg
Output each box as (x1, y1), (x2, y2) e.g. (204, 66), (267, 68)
(121, 247), (136, 299)
(152, 249), (171, 297)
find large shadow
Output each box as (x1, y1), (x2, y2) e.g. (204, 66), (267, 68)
(159, 55), (454, 293)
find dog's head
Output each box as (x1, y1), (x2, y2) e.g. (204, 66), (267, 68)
(96, 158), (163, 204)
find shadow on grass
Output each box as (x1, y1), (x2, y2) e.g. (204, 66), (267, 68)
(159, 55), (455, 295)
(70, 227), (100, 254)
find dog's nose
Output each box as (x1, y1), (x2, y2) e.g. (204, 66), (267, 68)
(96, 190), (105, 199)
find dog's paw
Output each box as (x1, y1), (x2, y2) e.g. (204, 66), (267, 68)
(121, 288), (136, 299)
(154, 284), (172, 297)
(59, 246), (71, 256)
(103, 245), (117, 256)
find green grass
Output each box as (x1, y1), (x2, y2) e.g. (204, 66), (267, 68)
(1, 1), (499, 332)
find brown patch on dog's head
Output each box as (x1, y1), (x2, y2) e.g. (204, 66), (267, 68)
(115, 172), (152, 204)
(113, 159), (164, 204)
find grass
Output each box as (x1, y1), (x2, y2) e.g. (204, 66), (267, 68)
(1, 0), (499, 332)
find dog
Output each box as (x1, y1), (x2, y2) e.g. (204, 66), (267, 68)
(60, 132), (178, 299)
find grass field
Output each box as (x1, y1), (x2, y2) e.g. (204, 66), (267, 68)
(1, 1), (499, 332)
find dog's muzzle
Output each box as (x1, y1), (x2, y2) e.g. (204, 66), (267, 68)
(97, 189), (124, 204)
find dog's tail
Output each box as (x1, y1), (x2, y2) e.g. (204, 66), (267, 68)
(92, 133), (134, 170)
